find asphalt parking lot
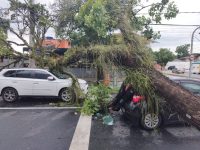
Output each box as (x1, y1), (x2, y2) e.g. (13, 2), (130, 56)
(89, 114), (200, 150)
(0, 109), (79, 150)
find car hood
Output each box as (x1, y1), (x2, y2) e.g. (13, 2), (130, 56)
(77, 78), (87, 84)
(58, 78), (87, 84)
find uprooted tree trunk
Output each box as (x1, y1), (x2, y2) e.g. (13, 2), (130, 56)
(150, 69), (200, 128)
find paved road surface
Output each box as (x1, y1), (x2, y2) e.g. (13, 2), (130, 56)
(89, 114), (200, 150)
(0, 109), (79, 150)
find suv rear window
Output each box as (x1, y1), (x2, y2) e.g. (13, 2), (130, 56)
(4, 70), (33, 78)
(4, 70), (17, 77)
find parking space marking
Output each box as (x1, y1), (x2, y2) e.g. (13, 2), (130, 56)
(0, 107), (80, 110)
(69, 115), (92, 150)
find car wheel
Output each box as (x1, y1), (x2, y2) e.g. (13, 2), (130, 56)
(2, 87), (18, 102)
(141, 113), (162, 130)
(59, 88), (75, 104)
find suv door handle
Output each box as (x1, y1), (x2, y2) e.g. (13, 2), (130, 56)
(12, 81), (17, 83)
(33, 83), (39, 85)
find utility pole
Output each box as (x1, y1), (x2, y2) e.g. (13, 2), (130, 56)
(189, 26), (200, 78)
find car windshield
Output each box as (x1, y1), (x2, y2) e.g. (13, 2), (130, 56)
(50, 70), (69, 79)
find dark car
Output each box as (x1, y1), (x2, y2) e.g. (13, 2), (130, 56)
(122, 78), (200, 130)
(172, 68), (185, 74)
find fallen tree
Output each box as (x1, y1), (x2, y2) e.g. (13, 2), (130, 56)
(62, 9), (200, 129)
(118, 14), (200, 128)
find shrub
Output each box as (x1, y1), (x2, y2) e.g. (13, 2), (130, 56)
(81, 83), (111, 115)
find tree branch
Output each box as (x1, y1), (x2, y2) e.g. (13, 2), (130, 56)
(0, 38), (23, 56)
(7, 40), (26, 46)
(8, 27), (31, 49)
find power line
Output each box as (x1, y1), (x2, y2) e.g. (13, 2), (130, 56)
(178, 12), (200, 14)
(138, 12), (200, 15)
(149, 24), (200, 27)
(175, 12), (200, 14)
(194, 36), (200, 42)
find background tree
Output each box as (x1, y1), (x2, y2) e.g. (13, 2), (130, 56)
(175, 44), (190, 58)
(0, 0), (53, 67)
(154, 48), (176, 66)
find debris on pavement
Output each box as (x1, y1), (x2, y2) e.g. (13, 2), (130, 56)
(103, 115), (114, 125)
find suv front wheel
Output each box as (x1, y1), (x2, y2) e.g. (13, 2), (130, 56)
(59, 88), (76, 104)
(2, 87), (18, 102)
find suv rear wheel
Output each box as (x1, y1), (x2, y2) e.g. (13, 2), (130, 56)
(2, 88), (18, 102)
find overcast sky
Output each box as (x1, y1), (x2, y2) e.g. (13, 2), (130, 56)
(0, 0), (200, 53)
(145, 0), (200, 53)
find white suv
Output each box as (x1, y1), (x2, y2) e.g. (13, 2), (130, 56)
(0, 68), (88, 102)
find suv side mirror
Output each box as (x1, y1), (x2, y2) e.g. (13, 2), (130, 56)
(47, 76), (55, 81)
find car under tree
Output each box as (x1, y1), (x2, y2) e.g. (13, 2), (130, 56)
(122, 78), (200, 130)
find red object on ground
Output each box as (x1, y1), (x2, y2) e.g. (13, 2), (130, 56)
(132, 95), (144, 103)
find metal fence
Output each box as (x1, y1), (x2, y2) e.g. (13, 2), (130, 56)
(67, 67), (97, 82)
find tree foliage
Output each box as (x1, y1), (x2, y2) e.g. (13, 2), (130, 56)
(175, 44), (190, 58)
(54, 0), (179, 44)
(154, 48), (176, 66)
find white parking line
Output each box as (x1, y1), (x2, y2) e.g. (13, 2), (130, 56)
(69, 115), (92, 150)
(0, 107), (80, 110)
